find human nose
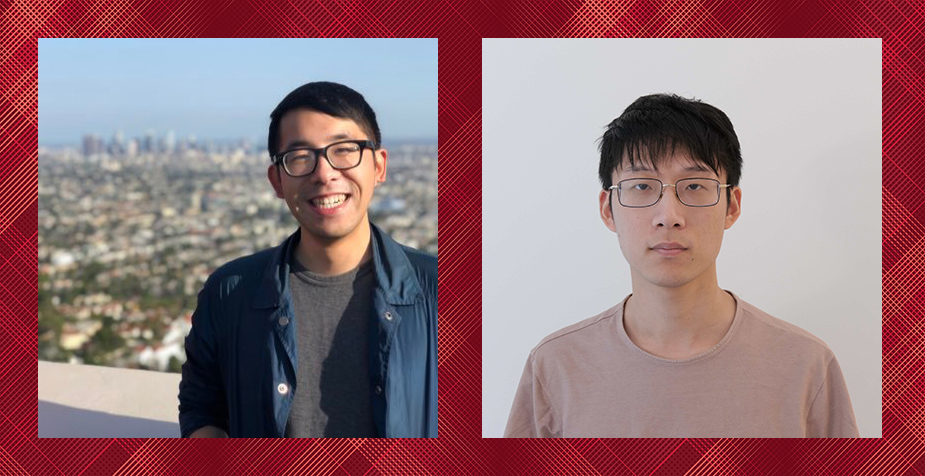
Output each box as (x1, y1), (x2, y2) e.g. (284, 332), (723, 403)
(310, 151), (340, 183)
(652, 184), (686, 228)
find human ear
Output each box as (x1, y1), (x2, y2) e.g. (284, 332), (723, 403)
(724, 186), (742, 230)
(374, 148), (388, 185)
(267, 165), (284, 199)
(600, 189), (618, 233)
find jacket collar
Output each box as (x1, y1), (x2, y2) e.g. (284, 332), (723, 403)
(252, 222), (423, 309)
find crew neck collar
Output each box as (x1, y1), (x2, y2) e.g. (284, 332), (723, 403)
(616, 290), (744, 365)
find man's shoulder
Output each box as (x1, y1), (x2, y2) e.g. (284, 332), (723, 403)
(373, 224), (437, 293)
(203, 244), (279, 292)
(531, 303), (622, 359)
(737, 296), (835, 360)
(399, 243), (437, 282)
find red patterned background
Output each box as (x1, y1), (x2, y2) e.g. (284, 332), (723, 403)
(2, 0), (912, 473)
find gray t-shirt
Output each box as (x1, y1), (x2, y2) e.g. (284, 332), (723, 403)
(284, 251), (377, 438)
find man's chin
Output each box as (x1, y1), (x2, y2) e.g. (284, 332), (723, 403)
(636, 270), (696, 289)
(298, 220), (364, 244)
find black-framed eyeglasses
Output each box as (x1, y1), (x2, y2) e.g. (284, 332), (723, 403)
(273, 140), (376, 177)
(608, 178), (732, 208)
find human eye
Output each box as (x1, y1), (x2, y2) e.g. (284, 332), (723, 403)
(285, 149), (312, 160)
(283, 150), (315, 168)
(685, 183), (703, 191)
(632, 183), (651, 191)
(331, 143), (360, 155)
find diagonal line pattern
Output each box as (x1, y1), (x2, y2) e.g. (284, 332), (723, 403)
(0, 0), (918, 474)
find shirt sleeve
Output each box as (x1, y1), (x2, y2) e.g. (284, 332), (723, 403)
(805, 355), (859, 437)
(503, 352), (561, 438)
(178, 278), (230, 437)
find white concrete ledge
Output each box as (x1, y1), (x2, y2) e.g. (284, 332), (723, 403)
(38, 360), (181, 437)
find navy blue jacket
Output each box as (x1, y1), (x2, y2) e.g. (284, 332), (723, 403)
(178, 224), (438, 437)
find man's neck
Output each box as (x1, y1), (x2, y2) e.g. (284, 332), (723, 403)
(294, 222), (372, 276)
(622, 269), (736, 359)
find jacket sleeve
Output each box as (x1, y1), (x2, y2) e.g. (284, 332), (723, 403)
(805, 355), (859, 437)
(178, 277), (229, 437)
(503, 353), (561, 438)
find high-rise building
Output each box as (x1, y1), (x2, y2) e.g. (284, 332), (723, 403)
(108, 130), (124, 156)
(165, 130), (175, 154)
(126, 138), (138, 157)
(82, 134), (103, 156)
(143, 130), (155, 154)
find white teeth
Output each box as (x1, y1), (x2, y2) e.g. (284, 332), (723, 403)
(311, 194), (346, 208)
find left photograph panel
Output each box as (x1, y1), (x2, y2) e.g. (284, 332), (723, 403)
(38, 38), (438, 437)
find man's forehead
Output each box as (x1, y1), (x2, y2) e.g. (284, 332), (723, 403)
(279, 108), (363, 131)
(615, 154), (720, 177)
(281, 132), (354, 150)
(278, 109), (365, 149)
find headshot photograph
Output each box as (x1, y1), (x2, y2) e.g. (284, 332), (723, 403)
(38, 38), (437, 438)
(482, 38), (881, 437)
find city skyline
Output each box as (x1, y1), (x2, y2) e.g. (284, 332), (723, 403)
(58, 128), (436, 158)
(39, 141), (437, 372)
(39, 38), (437, 145)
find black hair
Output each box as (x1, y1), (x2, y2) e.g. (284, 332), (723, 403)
(598, 94), (742, 202)
(268, 81), (381, 159)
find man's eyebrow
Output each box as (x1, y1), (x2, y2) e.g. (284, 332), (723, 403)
(283, 133), (353, 150)
(623, 164), (654, 172)
(682, 164), (711, 173)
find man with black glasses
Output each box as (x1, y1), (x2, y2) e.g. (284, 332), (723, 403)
(504, 94), (858, 438)
(179, 82), (438, 438)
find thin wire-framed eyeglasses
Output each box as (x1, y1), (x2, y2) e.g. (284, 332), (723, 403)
(608, 178), (732, 208)
(273, 139), (376, 177)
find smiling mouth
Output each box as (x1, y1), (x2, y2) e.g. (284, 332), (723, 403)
(310, 194), (347, 208)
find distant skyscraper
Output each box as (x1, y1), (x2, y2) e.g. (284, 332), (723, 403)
(165, 130), (175, 153)
(126, 138), (138, 157)
(143, 130), (155, 154)
(108, 130), (124, 156)
(82, 134), (103, 156)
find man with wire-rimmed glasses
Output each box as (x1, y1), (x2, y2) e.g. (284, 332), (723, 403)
(179, 82), (437, 438)
(504, 93), (858, 438)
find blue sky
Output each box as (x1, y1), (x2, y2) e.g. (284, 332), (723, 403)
(39, 38), (437, 146)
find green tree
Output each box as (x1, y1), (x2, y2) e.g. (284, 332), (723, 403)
(91, 316), (125, 352)
(81, 316), (126, 366)
(167, 356), (183, 373)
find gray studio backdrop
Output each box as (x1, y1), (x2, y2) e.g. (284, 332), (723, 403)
(482, 38), (882, 438)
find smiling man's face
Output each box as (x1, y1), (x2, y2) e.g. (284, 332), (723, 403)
(599, 152), (741, 290)
(268, 108), (387, 243)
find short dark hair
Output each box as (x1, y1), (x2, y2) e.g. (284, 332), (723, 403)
(598, 94), (742, 200)
(268, 81), (381, 159)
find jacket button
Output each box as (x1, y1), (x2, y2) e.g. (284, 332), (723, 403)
(384, 311), (392, 321)
(278, 383), (289, 395)
(279, 317), (289, 326)
(374, 385), (383, 395)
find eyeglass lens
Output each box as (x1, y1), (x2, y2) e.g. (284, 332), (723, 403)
(283, 142), (365, 176)
(619, 178), (720, 207)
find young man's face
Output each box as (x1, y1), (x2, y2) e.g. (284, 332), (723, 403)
(599, 152), (742, 290)
(268, 108), (387, 243)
